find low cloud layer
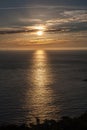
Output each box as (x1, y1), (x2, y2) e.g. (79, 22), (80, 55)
(0, 1), (87, 49)
(0, 8), (87, 34)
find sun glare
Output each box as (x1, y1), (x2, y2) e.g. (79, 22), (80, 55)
(37, 31), (43, 36)
(34, 25), (45, 36)
(35, 25), (45, 30)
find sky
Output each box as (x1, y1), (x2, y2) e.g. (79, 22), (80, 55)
(0, 0), (87, 50)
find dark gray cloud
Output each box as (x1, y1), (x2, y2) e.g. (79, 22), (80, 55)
(0, 0), (87, 7)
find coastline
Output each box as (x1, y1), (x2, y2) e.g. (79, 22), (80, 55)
(0, 111), (87, 130)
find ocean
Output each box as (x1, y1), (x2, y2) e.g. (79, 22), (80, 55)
(0, 50), (87, 124)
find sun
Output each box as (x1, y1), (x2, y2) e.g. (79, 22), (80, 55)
(34, 25), (45, 36)
(35, 25), (45, 30)
(37, 31), (43, 36)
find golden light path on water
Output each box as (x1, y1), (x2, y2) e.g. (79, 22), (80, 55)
(25, 50), (60, 123)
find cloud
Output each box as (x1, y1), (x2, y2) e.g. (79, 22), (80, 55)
(46, 9), (87, 32)
(0, 3), (87, 28)
(0, 0), (87, 7)
(0, 1), (87, 49)
(0, 8), (86, 35)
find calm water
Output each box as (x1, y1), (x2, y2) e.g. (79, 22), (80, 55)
(0, 50), (87, 124)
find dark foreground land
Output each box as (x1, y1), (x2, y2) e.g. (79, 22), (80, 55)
(0, 112), (87, 130)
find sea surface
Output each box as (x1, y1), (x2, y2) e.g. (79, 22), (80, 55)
(0, 50), (87, 124)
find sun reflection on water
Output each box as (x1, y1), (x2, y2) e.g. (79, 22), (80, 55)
(31, 50), (53, 87)
(25, 50), (57, 122)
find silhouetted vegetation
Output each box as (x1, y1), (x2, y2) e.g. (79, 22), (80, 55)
(0, 111), (87, 130)
(83, 79), (87, 82)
